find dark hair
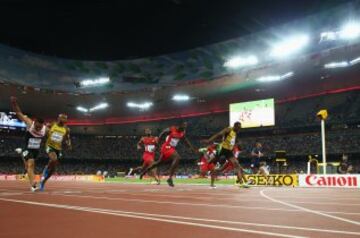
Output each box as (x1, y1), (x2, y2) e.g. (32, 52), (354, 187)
(234, 121), (241, 127)
(36, 118), (45, 124)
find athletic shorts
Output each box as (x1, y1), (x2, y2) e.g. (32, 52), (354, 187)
(143, 152), (155, 166)
(22, 149), (40, 160)
(200, 157), (215, 173)
(46, 146), (63, 159)
(218, 147), (234, 160)
(160, 144), (176, 161)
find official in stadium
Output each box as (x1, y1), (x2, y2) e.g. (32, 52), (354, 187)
(338, 154), (353, 174)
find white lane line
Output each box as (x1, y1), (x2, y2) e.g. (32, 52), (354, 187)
(90, 208), (360, 236)
(0, 192), (25, 196)
(40, 189), (360, 206)
(48, 193), (360, 216)
(1, 196), (359, 236)
(3, 186), (360, 205)
(260, 189), (360, 226)
(45, 193), (300, 212)
(89, 190), (360, 202)
(0, 197), (306, 238)
(2, 184), (360, 200)
(3, 188), (360, 216)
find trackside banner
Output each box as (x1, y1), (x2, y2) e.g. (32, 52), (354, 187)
(0, 174), (104, 182)
(48, 175), (105, 182)
(299, 174), (360, 188)
(245, 174), (298, 187)
(0, 174), (16, 181)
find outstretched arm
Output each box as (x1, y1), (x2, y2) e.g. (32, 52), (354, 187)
(137, 137), (144, 150)
(204, 127), (230, 144)
(10, 96), (32, 127)
(184, 137), (197, 153)
(158, 128), (170, 141)
(65, 127), (72, 150)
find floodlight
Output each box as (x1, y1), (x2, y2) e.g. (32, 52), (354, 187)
(224, 55), (258, 68)
(80, 77), (110, 87)
(172, 94), (190, 101)
(127, 102), (153, 109)
(256, 72), (294, 82)
(89, 103), (109, 112)
(270, 35), (309, 58)
(339, 22), (360, 39)
(324, 61), (349, 69)
(76, 106), (88, 113)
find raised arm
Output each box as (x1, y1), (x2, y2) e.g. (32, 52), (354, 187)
(158, 128), (170, 141)
(10, 96), (32, 127)
(137, 137), (144, 150)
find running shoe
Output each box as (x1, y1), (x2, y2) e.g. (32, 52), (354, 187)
(166, 178), (174, 187)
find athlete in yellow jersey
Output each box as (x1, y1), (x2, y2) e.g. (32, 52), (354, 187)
(204, 121), (248, 188)
(39, 114), (71, 191)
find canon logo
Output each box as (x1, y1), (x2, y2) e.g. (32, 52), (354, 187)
(305, 175), (358, 187)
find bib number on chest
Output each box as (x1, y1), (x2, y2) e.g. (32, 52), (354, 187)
(146, 145), (155, 152)
(51, 132), (64, 143)
(230, 137), (236, 146)
(27, 138), (41, 149)
(207, 151), (216, 160)
(169, 138), (180, 147)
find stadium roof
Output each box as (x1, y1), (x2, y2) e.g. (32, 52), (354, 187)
(0, 0), (353, 60)
(0, 1), (360, 125)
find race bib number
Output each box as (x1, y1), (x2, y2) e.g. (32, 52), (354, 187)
(51, 132), (64, 143)
(230, 137), (236, 146)
(146, 145), (155, 152)
(27, 138), (41, 149)
(207, 151), (216, 160)
(169, 138), (180, 147)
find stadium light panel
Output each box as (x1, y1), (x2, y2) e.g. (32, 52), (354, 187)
(324, 61), (349, 69)
(80, 77), (110, 87)
(127, 102), (153, 109)
(89, 103), (109, 112)
(172, 94), (190, 101)
(224, 55), (258, 68)
(270, 35), (309, 58)
(76, 106), (88, 113)
(256, 72), (294, 82)
(339, 22), (360, 40)
(350, 57), (360, 65)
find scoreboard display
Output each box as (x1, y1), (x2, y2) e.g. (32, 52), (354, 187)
(229, 98), (275, 128)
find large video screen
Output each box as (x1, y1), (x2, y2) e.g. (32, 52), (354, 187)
(0, 112), (26, 129)
(229, 98), (275, 128)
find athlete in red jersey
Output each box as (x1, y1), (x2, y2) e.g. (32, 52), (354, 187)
(198, 144), (217, 177)
(196, 144), (219, 188)
(140, 122), (196, 187)
(130, 129), (160, 184)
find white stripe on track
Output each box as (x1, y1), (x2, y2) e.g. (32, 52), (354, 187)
(260, 189), (360, 226)
(0, 197), (306, 238)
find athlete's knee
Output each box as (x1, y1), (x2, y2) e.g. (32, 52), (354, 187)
(48, 152), (57, 161)
(231, 159), (240, 168)
(27, 160), (35, 168)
